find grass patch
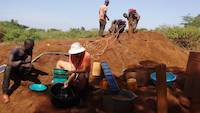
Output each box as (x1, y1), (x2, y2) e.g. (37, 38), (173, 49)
(0, 20), (98, 42)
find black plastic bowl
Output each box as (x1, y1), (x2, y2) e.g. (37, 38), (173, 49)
(49, 83), (80, 108)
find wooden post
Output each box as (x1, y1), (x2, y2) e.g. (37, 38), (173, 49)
(156, 64), (167, 113)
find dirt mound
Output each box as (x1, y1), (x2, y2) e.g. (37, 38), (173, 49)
(86, 32), (188, 76)
(0, 32), (188, 76)
(0, 32), (190, 113)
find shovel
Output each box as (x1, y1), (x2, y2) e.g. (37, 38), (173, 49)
(0, 64), (7, 73)
(0, 52), (68, 74)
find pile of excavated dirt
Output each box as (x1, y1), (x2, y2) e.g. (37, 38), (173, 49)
(0, 32), (196, 113)
(0, 32), (188, 76)
(86, 32), (188, 76)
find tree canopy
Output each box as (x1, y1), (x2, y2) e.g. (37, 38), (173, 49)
(182, 14), (200, 28)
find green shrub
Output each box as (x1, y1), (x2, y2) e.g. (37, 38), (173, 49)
(156, 25), (200, 49)
(0, 26), (5, 42)
(0, 20), (98, 42)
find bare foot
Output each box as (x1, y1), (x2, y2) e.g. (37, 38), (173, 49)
(2, 94), (9, 103)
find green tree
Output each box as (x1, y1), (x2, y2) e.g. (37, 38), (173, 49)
(182, 14), (200, 28)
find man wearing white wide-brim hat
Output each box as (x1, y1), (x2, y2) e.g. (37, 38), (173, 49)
(56, 42), (91, 90)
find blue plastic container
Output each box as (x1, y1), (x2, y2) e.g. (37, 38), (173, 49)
(29, 84), (47, 92)
(101, 61), (120, 92)
(150, 72), (176, 86)
(52, 68), (68, 84)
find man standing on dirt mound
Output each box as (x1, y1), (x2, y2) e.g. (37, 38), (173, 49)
(124, 8), (140, 34)
(56, 42), (91, 92)
(99, 0), (110, 37)
(2, 39), (41, 103)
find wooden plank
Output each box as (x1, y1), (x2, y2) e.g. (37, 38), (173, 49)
(156, 64), (167, 113)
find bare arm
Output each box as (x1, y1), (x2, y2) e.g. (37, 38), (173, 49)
(105, 11), (109, 21)
(8, 55), (31, 68)
(20, 55), (32, 68)
(136, 12), (140, 21)
(8, 54), (21, 67)
(69, 64), (88, 74)
(8, 49), (32, 68)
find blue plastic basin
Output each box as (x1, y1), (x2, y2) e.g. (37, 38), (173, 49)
(150, 72), (176, 85)
(29, 84), (47, 92)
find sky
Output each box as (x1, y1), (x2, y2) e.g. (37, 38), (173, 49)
(0, 0), (200, 30)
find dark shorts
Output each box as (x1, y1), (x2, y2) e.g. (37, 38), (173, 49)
(99, 19), (107, 36)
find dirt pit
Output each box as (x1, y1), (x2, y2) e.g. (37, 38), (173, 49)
(0, 32), (199, 113)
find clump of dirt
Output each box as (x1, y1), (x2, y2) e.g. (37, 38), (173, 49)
(0, 32), (192, 113)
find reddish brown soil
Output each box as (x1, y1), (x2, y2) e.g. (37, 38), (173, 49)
(0, 32), (198, 113)
(0, 32), (188, 76)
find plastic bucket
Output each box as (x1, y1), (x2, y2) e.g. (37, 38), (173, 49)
(52, 68), (68, 84)
(125, 70), (150, 86)
(127, 78), (137, 91)
(100, 78), (109, 90)
(49, 83), (80, 108)
(150, 72), (176, 86)
(92, 62), (101, 77)
(53, 68), (67, 77)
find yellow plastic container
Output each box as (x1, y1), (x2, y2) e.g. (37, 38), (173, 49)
(92, 62), (101, 77)
(127, 78), (137, 91)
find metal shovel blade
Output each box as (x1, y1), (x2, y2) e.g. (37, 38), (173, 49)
(0, 64), (7, 73)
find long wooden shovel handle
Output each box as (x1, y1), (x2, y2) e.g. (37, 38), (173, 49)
(31, 52), (69, 63)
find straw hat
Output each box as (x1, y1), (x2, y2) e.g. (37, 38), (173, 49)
(68, 42), (85, 55)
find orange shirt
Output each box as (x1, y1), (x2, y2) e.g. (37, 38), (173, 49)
(69, 52), (91, 73)
(99, 4), (107, 20)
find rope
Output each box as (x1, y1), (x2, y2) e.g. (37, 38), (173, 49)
(83, 25), (126, 60)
